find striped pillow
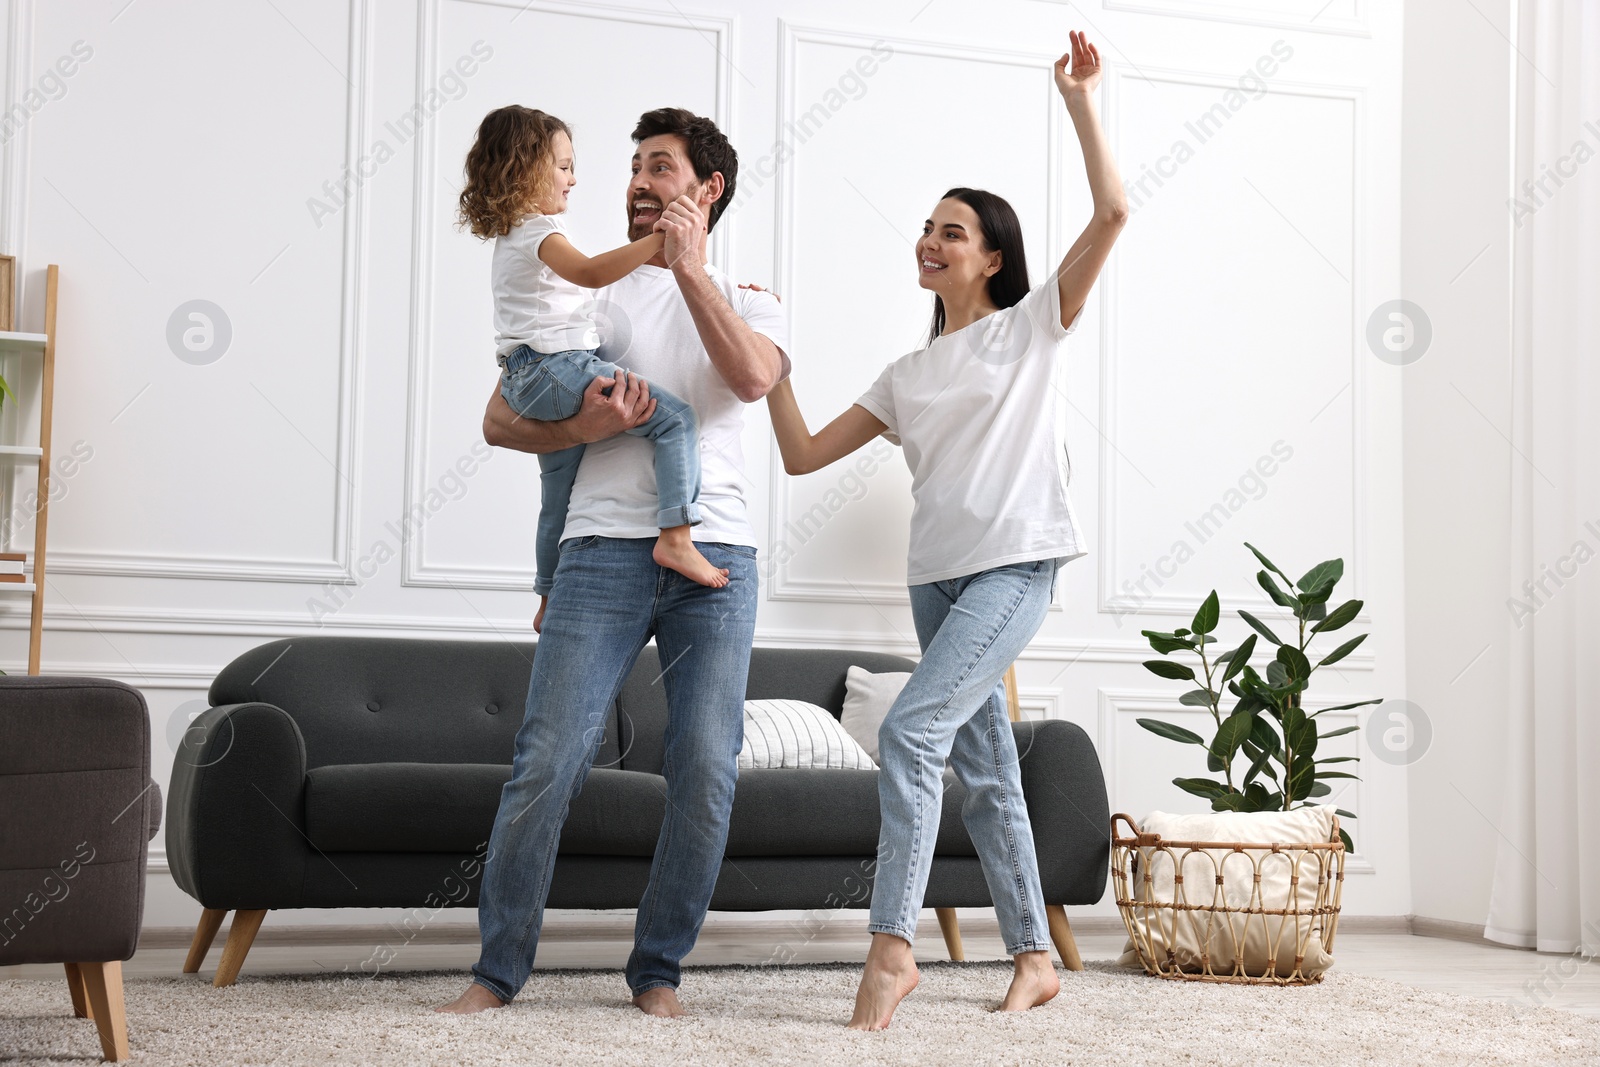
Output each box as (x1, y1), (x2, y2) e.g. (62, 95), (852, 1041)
(738, 699), (877, 770)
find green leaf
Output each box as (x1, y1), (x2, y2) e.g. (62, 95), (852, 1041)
(1248, 715), (1281, 755)
(1266, 661), (1289, 687)
(1288, 755), (1317, 802)
(1284, 706), (1316, 757)
(1237, 610), (1284, 647)
(1173, 777), (1229, 800)
(1318, 633), (1368, 668)
(1338, 827), (1355, 853)
(1310, 697), (1384, 716)
(1220, 634), (1257, 685)
(1143, 630), (1190, 655)
(1308, 781), (1332, 798)
(1178, 688), (1214, 708)
(1276, 644), (1312, 683)
(1317, 755), (1360, 764)
(1305, 599), (1327, 621)
(1209, 708), (1256, 768)
(1319, 724), (1359, 739)
(1173, 627), (1191, 637)
(1136, 718), (1205, 745)
(0, 373), (15, 407)
(1298, 558), (1344, 597)
(1257, 571), (1298, 609)
(1243, 542), (1291, 585)
(1243, 782), (1274, 811)
(1192, 590), (1220, 635)
(1311, 599), (1363, 634)
(1335, 808), (1358, 820)
(1211, 792), (1248, 812)
(1314, 770), (1360, 780)
(1242, 745), (1276, 788)
(1143, 660), (1196, 682)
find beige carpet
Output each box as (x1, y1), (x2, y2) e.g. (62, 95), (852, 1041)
(4, 961), (1599, 1066)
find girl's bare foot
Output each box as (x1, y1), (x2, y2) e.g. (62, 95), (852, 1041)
(653, 526), (729, 588)
(533, 595), (548, 633)
(997, 949), (1059, 1012)
(433, 982), (506, 1014)
(847, 933), (920, 1030)
(632, 986), (684, 1017)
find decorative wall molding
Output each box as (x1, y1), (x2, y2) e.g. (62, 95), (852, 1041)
(402, 0), (734, 591)
(39, 0), (370, 585)
(765, 21), (1065, 607)
(1101, 0), (1371, 39)
(1096, 62), (1371, 626)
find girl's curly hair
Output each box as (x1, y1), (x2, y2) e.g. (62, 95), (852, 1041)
(457, 106), (570, 239)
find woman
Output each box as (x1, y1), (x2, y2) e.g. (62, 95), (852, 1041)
(764, 32), (1126, 1030)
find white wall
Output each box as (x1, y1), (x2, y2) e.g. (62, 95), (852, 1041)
(0, 0), (1409, 930)
(1400, 0), (1516, 927)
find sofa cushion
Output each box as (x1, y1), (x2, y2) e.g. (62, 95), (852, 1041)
(304, 763), (667, 856)
(304, 762), (978, 858)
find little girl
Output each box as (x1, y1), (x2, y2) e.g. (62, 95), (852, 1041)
(458, 105), (726, 628)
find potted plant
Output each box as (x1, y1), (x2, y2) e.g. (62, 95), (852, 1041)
(1133, 543), (1380, 853)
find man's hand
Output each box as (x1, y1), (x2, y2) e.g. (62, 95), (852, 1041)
(659, 194), (707, 274)
(482, 372), (656, 454)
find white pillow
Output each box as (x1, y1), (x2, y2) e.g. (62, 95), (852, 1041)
(739, 699), (876, 770)
(839, 665), (911, 762)
(1116, 806), (1339, 979)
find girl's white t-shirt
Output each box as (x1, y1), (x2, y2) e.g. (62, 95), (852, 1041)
(491, 213), (598, 362)
(854, 276), (1088, 586)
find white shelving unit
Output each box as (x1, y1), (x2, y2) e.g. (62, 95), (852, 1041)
(0, 267), (58, 673)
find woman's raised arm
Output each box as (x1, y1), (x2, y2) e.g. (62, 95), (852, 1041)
(767, 379), (887, 476)
(1052, 31), (1128, 330)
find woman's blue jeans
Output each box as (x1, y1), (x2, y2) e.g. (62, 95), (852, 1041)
(500, 344), (702, 595)
(868, 558), (1060, 955)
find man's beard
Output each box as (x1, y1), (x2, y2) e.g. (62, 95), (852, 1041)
(628, 183), (699, 242)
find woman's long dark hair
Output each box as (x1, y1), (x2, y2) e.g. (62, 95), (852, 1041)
(926, 187), (1031, 347)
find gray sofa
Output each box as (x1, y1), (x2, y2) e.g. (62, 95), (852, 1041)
(166, 636), (1109, 985)
(1, 675), (164, 1062)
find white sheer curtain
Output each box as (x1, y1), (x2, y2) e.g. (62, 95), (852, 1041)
(1484, 0), (1600, 954)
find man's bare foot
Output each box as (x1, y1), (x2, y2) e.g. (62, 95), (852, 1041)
(847, 933), (920, 1030)
(433, 982), (507, 1014)
(533, 595), (548, 633)
(997, 950), (1059, 1012)
(631, 986), (684, 1017)
(653, 526), (729, 588)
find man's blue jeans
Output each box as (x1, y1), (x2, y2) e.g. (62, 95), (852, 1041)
(500, 344), (703, 596)
(470, 535), (757, 1001)
(868, 558), (1060, 956)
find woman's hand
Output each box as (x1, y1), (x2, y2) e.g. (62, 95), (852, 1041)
(738, 282), (781, 302)
(1054, 30), (1103, 99)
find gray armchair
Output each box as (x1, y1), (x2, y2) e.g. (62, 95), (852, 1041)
(0, 676), (163, 1062)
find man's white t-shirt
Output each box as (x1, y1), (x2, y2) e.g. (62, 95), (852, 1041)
(491, 213), (598, 361)
(854, 276), (1088, 585)
(560, 262), (788, 547)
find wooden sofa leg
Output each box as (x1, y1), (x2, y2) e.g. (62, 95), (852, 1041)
(213, 909), (267, 988)
(184, 909), (228, 974)
(1045, 904), (1083, 971)
(63, 962), (92, 1019)
(77, 961), (129, 1062)
(935, 908), (965, 961)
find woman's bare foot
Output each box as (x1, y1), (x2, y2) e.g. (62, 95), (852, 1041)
(533, 595), (548, 633)
(433, 982), (506, 1014)
(632, 986), (684, 1017)
(847, 933), (920, 1030)
(997, 949), (1059, 1012)
(652, 526), (729, 588)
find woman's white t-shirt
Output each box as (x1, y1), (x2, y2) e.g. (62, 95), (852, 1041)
(854, 276), (1088, 586)
(491, 213), (598, 362)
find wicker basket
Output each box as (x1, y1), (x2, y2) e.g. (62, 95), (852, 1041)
(1111, 811), (1345, 985)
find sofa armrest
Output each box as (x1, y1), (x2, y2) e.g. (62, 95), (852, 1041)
(1015, 718), (1111, 905)
(165, 702), (311, 910)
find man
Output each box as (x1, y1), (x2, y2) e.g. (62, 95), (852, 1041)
(437, 108), (788, 1018)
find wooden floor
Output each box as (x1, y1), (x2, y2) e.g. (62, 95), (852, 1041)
(5, 916), (1597, 1019)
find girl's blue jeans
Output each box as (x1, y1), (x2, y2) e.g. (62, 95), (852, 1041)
(868, 557), (1060, 956)
(500, 344), (702, 595)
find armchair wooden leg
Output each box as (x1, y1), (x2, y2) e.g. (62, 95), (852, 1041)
(184, 909), (228, 974)
(935, 907), (965, 961)
(213, 909), (267, 988)
(1045, 904), (1083, 971)
(77, 961), (129, 1062)
(63, 962), (92, 1019)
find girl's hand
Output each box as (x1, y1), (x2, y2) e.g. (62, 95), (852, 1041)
(738, 281), (781, 303)
(1054, 30), (1103, 98)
